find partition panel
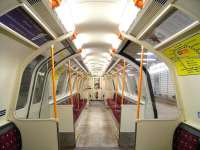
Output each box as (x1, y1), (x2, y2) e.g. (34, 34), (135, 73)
(135, 120), (180, 150)
(14, 119), (59, 150)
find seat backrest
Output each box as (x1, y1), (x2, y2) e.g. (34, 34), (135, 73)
(173, 123), (200, 150)
(0, 122), (22, 150)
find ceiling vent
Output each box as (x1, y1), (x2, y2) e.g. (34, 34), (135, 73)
(27, 0), (41, 6)
(155, 0), (168, 5)
(22, 0), (65, 37)
(129, 0), (170, 37)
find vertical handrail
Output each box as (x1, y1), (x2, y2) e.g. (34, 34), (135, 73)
(50, 45), (57, 119)
(68, 60), (73, 105)
(76, 74), (80, 109)
(136, 46), (144, 120)
(115, 74), (118, 110)
(121, 59), (126, 105)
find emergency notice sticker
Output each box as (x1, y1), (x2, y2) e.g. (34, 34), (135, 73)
(162, 33), (200, 76)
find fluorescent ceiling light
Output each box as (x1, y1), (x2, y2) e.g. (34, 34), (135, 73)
(87, 64), (107, 68)
(87, 65), (104, 68)
(55, 1), (75, 32)
(81, 51), (112, 61)
(83, 54), (112, 61)
(136, 58), (156, 61)
(73, 34), (90, 49)
(101, 53), (112, 60)
(105, 34), (122, 49)
(83, 58), (111, 64)
(128, 74), (135, 77)
(119, 1), (140, 32)
(149, 63), (168, 74)
(137, 52), (154, 55)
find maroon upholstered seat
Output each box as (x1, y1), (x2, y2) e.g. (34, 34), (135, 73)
(0, 122), (21, 150)
(73, 95), (87, 122)
(106, 94), (122, 123)
(173, 123), (200, 150)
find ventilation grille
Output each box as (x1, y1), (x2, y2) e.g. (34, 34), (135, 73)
(155, 0), (168, 5)
(27, 0), (41, 5)
(130, 0), (170, 37)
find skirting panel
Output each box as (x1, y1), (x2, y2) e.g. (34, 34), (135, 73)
(59, 132), (75, 149)
(119, 132), (135, 148)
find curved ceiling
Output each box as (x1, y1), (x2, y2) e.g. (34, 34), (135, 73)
(55, 0), (139, 76)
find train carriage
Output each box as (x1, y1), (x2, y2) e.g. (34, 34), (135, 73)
(0, 0), (200, 150)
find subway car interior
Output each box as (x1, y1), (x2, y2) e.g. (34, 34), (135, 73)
(0, 0), (200, 150)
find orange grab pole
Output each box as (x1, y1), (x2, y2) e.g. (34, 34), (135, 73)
(68, 60), (73, 105)
(76, 75), (80, 109)
(136, 46), (144, 120)
(50, 45), (57, 119)
(121, 59), (126, 105)
(115, 74), (119, 110)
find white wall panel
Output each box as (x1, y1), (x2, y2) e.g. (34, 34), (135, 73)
(0, 30), (33, 112)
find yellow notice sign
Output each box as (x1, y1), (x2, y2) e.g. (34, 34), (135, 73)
(163, 33), (200, 75)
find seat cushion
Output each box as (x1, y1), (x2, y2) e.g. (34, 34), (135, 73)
(173, 123), (200, 150)
(0, 122), (22, 150)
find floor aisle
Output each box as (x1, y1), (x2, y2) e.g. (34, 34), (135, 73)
(75, 101), (119, 149)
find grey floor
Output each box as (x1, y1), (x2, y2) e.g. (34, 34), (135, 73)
(71, 100), (178, 150)
(75, 101), (120, 149)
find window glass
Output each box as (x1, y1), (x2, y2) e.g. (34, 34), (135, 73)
(56, 66), (66, 96)
(126, 74), (138, 96)
(65, 77), (69, 94)
(16, 55), (44, 109)
(118, 76), (122, 93)
(139, 52), (178, 119)
(78, 79), (82, 90)
(32, 63), (48, 104)
(148, 61), (178, 119)
(122, 41), (179, 119)
(72, 75), (77, 93)
(124, 75), (129, 94)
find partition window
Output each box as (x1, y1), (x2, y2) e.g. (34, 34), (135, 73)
(145, 54), (179, 119)
(126, 74), (138, 97)
(56, 66), (67, 96)
(32, 63), (48, 104)
(16, 55), (44, 109)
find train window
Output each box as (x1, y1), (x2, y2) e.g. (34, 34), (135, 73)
(124, 75), (129, 94)
(65, 77), (69, 94)
(72, 75), (76, 93)
(118, 76), (122, 93)
(148, 61), (178, 119)
(122, 41), (179, 119)
(142, 53), (179, 119)
(16, 55), (44, 109)
(32, 63), (48, 104)
(126, 72), (138, 97)
(56, 66), (66, 96)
